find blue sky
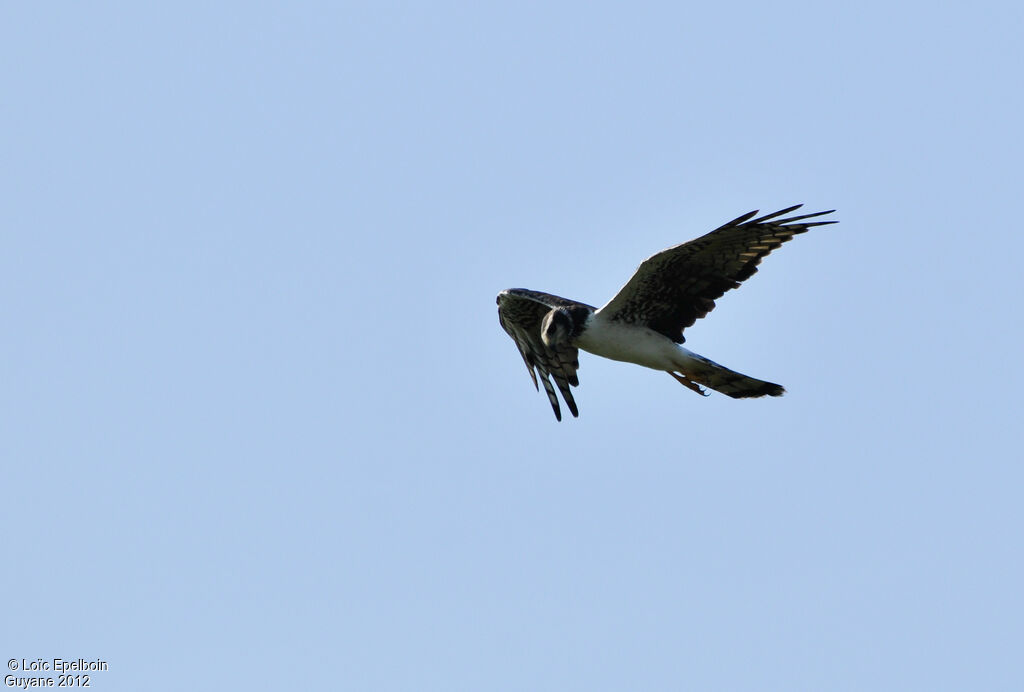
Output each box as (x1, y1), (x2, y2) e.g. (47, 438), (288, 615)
(3, 1), (1022, 690)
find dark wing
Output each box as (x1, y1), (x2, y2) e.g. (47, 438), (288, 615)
(496, 288), (588, 421)
(597, 205), (836, 343)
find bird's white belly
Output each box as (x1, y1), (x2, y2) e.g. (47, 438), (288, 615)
(575, 314), (685, 371)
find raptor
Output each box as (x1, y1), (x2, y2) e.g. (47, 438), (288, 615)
(496, 205), (835, 420)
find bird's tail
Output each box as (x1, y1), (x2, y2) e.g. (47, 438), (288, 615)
(670, 350), (784, 399)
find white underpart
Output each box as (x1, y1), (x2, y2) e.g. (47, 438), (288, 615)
(575, 312), (698, 371)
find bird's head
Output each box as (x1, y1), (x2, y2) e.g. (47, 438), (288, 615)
(541, 308), (573, 348)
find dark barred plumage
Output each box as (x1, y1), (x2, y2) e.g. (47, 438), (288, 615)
(496, 289), (594, 420)
(599, 205), (836, 343)
(497, 205), (836, 420)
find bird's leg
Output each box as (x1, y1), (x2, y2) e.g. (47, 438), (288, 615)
(668, 371), (709, 396)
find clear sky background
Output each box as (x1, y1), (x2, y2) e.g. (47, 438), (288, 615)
(3, 2), (1022, 690)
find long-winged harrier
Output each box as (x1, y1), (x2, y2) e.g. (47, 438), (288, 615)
(496, 204), (835, 420)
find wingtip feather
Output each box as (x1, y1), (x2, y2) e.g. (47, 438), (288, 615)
(780, 208), (836, 224)
(750, 204), (803, 223)
(714, 209), (759, 230)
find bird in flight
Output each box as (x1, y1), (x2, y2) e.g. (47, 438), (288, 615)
(496, 204), (835, 420)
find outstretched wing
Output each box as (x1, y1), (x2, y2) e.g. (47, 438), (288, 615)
(598, 205), (836, 343)
(496, 289), (589, 421)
